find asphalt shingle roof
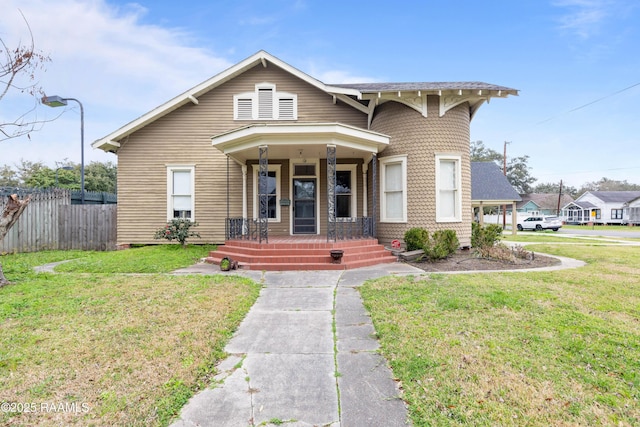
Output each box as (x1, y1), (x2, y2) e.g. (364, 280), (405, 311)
(518, 193), (574, 210)
(587, 191), (640, 203)
(331, 82), (517, 93)
(471, 162), (521, 202)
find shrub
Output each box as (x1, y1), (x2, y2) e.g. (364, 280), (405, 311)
(424, 229), (459, 260)
(404, 227), (429, 251)
(154, 219), (201, 247)
(471, 222), (503, 249)
(477, 242), (516, 262)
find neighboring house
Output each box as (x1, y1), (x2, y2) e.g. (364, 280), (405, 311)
(93, 50), (517, 249)
(516, 193), (574, 216)
(471, 162), (521, 233)
(562, 191), (640, 224)
(624, 196), (640, 225)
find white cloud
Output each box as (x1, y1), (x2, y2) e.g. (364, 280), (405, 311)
(0, 0), (233, 166)
(552, 0), (612, 39)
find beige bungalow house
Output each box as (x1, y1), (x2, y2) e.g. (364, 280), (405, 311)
(93, 51), (517, 269)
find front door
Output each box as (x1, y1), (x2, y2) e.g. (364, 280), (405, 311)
(293, 178), (316, 234)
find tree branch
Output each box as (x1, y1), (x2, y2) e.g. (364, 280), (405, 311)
(0, 193), (31, 286)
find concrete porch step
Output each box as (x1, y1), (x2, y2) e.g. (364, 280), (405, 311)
(205, 237), (397, 271)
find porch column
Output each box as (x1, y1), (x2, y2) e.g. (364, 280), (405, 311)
(258, 145), (268, 243)
(511, 201), (517, 235)
(479, 202), (484, 226)
(371, 153), (377, 238)
(327, 144), (337, 242)
(362, 163), (368, 217)
(242, 165), (248, 235)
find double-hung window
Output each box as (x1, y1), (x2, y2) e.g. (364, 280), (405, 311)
(252, 164), (281, 221)
(436, 155), (462, 222)
(167, 165), (195, 221)
(234, 83), (297, 120)
(611, 209), (623, 220)
(380, 155), (407, 222)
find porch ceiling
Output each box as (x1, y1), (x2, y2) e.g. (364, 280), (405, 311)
(211, 123), (390, 164)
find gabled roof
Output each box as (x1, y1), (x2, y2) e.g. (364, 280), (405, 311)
(563, 201), (597, 210)
(471, 162), (521, 203)
(518, 193), (574, 210)
(92, 50), (362, 152)
(579, 191), (640, 203)
(93, 50), (519, 153)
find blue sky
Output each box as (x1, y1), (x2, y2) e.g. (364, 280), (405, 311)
(1, 0), (639, 188)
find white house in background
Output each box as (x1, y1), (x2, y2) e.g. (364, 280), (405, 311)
(624, 196), (640, 225)
(561, 191), (640, 225)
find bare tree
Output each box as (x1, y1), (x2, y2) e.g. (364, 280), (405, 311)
(0, 10), (52, 141)
(0, 11), (48, 284)
(0, 194), (31, 286)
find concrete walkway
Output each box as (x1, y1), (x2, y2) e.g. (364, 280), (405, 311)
(168, 252), (590, 427)
(170, 263), (421, 427)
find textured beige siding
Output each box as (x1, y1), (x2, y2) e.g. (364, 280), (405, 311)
(370, 98), (473, 247)
(116, 63), (367, 244)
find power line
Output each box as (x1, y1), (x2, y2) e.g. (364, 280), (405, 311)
(534, 81), (640, 126)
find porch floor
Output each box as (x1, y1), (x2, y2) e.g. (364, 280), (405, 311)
(206, 236), (397, 271)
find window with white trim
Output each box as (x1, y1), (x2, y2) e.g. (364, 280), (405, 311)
(436, 155), (462, 222)
(234, 83), (297, 120)
(252, 164), (281, 221)
(336, 165), (357, 218)
(380, 155), (407, 222)
(167, 165), (195, 221)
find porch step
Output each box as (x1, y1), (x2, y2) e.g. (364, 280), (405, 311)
(205, 238), (397, 271)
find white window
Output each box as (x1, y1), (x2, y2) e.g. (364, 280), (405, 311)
(336, 164), (357, 218)
(234, 83), (297, 120)
(167, 165), (195, 221)
(380, 155), (407, 222)
(252, 164), (281, 222)
(436, 155), (462, 222)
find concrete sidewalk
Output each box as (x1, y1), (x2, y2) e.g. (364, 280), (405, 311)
(170, 263), (422, 427)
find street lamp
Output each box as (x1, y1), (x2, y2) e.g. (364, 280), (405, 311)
(42, 95), (85, 204)
(54, 166), (74, 187)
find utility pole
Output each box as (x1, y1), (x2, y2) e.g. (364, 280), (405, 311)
(557, 180), (563, 215)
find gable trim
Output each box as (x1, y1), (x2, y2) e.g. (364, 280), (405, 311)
(92, 50), (362, 152)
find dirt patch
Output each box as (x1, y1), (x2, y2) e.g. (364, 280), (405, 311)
(403, 248), (561, 272)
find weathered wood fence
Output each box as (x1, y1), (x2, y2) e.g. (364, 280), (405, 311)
(0, 189), (117, 253)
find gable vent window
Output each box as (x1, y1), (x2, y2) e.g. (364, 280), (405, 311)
(279, 98), (294, 119)
(258, 88), (273, 119)
(237, 98), (253, 120)
(234, 83), (297, 120)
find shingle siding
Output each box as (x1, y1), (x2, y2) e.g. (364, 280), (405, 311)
(370, 98), (472, 247)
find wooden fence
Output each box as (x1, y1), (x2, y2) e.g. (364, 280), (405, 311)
(1, 189), (117, 253)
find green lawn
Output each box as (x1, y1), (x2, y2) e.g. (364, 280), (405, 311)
(0, 246), (260, 426)
(501, 234), (600, 243)
(562, 224), (640, 232)
(360, 244), (640, 426)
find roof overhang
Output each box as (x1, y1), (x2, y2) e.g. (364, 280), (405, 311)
(211, 123), (389, 164)
(472, 199), (521, 205)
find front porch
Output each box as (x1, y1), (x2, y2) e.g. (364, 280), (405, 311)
(206, 235), (397, 271)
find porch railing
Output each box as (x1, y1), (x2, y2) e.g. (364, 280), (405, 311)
(226, 217), (262, 241)
(225, 216), (375, 242)
(330, 217), (374, 241)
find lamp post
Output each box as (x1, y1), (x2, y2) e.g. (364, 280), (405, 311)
(42, 95), (85, 204)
